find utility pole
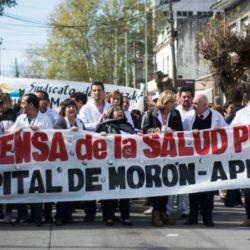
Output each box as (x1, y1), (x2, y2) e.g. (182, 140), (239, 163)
(125, 31), (129, 87)
(0, 37), (2, 75)
(169, 0), (177, 90)
(114, 29), (118, 85)
(133, 42), (137, 89)
(15, 57), (19, 77)
(144, 0), (148, 95)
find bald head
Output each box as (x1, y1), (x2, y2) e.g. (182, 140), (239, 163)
(192, 94), (208, 114)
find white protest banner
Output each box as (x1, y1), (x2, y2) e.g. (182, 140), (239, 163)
(0, 77), (144, 110)
(1, 125), (250, 203)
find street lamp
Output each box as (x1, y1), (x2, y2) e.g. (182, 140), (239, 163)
(0, 37), (2, 75)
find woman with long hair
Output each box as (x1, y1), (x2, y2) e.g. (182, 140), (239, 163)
(96, 105), (134, 226)
(142, 90), (183, 227)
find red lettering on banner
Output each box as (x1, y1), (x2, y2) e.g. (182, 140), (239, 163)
(123, 138), (136, 158)
(211, 128), (228, 154)
(233, 125), (248, 153)
(114, 135), (122, 158)
(93, 139), (107, 159)
(0, 133), (14, 164)
(161, 132), (177, 157)
(15, 132), (31, 163)
(193, 131), (211, 155)
(76, 134), (93, 160)
(32, 132), (49, 161)
(143, 134), (161, 158)
(177, 132), (194, 156)
(48, 132), (68, 161)
(75, 134), (107, 160)
(114, 136), (136, 159)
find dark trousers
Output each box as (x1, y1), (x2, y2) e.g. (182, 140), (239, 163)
(44, 202), (53, 221)
(119, 199), (130, 221)
(6, 204), (15, 213)
(244, 189), (250, 219)
(30, 203), (43, 224)
(101, 199), (130, 221)
(152, 196), (168, 211)
(189, 191), (214, 223)
(84, 201), (96, 220)
(16, 204), (28, 221)
(101, 200), (116, 221)
(56, 202), (72, 223)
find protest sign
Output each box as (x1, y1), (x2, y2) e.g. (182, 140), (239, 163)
(0, 125), (250, 203)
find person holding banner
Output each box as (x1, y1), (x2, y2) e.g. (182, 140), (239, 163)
(141, 90), (183, 227)
(9, 93), (53, 226)
(96, 105), (134, 226)
(53, 98), (85, 226)
(231, 103), (250, 227)
(78, 81), (110, 222)
(167, 87), (193, 219)
(183, 94), (227, 227)
(0, 93), (17, 222)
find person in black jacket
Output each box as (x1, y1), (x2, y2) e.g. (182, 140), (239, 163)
(96, 105), (134, 226)
(0, 93), (17, 222)
(53, 98), (85, 225)
(141, 90), (183, 227)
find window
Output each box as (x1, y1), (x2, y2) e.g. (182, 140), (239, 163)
(176, 11), (193, 17)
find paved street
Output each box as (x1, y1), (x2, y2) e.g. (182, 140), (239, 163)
(0, 196), (249, 250)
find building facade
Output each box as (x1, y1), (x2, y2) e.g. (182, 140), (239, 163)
(153, 0), (216, 87)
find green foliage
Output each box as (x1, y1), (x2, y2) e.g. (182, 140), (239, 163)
(0, 0), (16, 15)
(25, 0), (160, 85)
(199, 16), (250, 102)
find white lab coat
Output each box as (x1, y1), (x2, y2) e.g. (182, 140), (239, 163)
(183, 109), (228, 131)
(231, 105), (250, 126)
(10, 111), (53, 131)
(78, 99), (111, 131)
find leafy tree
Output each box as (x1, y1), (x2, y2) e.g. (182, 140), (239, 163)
(25, 0), (162, 85)
(199, 16), (250, 103)
(0, 0), (16, 15)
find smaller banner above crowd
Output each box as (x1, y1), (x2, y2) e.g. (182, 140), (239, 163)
(1, 125), (250, 203)
(0, 77), (144, 111)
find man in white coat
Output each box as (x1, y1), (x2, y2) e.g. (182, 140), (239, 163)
(231, 103), (250, 227)
(78, 81), (110, 222)
(79, 81), (110, 131)
(183, 94), (227, 227)
(9, 93), (53, 226)
(168, 87), (194, 219)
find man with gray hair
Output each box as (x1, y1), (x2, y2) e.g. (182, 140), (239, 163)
(183, 94), (227, 227)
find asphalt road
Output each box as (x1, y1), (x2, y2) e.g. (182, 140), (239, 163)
(0, 196), (249, 250)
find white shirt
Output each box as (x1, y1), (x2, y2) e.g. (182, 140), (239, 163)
(231, 104), (250, 126)
(176, 104), (193, 121)
(78, 99), (111, 131)
(10, 111), (53, 131)
(46, 108), (59, 123)
(124, 111), (134, 128)
(64, 117), (84, 129)
(183, 109), (228, 131)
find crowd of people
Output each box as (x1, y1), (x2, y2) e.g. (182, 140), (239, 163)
(0, 81), (249, 228)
